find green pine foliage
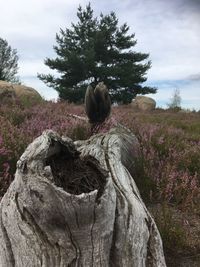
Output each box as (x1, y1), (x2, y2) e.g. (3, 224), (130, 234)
(0, 38), (20, 83)
(38, 4), (156, 103)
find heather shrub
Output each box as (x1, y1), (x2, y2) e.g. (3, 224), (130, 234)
(133, 157), (157, 203)
(19, 102), (87, 140)
(0, 104), (30, 126)
(113, 108), (200, 211)
(0, 116), (28, 179)
(69, 124), (90, 140)
(0, 102), (199, 213)
(177, 143), (200, 176)
(0, 102), (199, 263)
(151, 204), (187, 254)
(0, 101), (87, 197)
(0, 134), (12, 200)
(17, 94), (43, 108)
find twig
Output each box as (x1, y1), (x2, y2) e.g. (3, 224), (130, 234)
(67, 113), (88, 121)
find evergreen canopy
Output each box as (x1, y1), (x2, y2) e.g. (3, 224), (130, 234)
(0, 38), (20, 83)
(38, 4), (156, 103)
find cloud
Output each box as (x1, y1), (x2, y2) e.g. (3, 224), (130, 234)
(18, 59), (57, 78)
(0, 0), (88, 58)
(187, 73), (200, 81)
(0, 0), (199, 110)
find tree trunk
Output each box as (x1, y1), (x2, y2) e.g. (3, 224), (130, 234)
(0, 127), (166, 267)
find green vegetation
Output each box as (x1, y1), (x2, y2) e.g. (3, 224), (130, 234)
(114, 107), (200, 264)
(69, 124), (90, 141)
(0, 37), (20, 83)
(17, 94), (43, 108)
(38, 3), (156, 103)
(0, 101), (199, 264)
(152, 204), (187, 253)
(128, 110), (200, 139)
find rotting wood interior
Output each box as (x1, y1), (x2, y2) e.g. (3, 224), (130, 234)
(46, 141), (108, 199)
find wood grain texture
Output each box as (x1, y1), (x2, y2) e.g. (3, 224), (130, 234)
(0, 128), (166, 266)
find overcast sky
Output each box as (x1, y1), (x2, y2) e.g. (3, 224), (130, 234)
(1, 0), (200, 110)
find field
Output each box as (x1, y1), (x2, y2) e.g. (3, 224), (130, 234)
(0, 100), (200, 266)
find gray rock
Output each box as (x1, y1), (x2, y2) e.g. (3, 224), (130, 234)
(0, 80), (42, 104)
(131, 95), (156, 111)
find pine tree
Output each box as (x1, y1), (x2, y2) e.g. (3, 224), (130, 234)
(0, 38), (20, 83)
(38, 4), (156, 103)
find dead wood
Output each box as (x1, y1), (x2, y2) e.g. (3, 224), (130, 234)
(0, 127), (166, 266)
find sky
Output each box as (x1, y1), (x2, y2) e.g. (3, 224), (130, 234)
(0, 0), (200, 110)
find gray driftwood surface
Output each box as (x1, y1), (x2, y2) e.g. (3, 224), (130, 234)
(0, 127), (166, 267)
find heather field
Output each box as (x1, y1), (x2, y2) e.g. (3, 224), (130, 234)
(0, 100), (200, 265)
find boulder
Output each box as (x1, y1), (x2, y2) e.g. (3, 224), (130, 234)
(0, 86), (16, 104)
(0, 80), (42, 105)
(131, 96), (156, 111)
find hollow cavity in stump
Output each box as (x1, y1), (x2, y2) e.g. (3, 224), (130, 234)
(47, 148), (108, 198)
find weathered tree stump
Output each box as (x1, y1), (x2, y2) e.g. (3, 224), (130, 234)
(0, 127), (166, 266)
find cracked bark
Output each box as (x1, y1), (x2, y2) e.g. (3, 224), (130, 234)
(0, 127), (166, 266)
